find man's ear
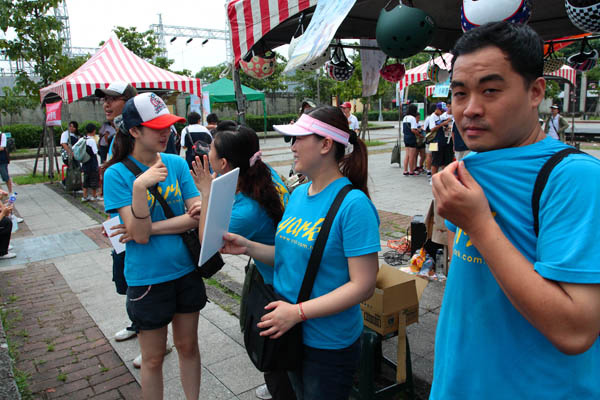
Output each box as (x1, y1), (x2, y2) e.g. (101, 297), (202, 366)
(530, 77), (546, 109)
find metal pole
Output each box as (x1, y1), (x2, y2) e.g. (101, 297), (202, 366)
(378, 98), (383, 121)
(316, 70), (320, 104)
(232, 65), (247, 125)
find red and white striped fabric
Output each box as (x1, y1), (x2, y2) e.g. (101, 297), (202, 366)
(426, 85), (435, 97)
(398, 53), (453, 92)
(39, 36), (202, 104)
(546, 64), (576, 87)
(227, 0), (318, 68)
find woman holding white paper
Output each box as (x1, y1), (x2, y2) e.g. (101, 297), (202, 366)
(103, 92), (206, 400)
(220, 106), (380, 400)
(189, 122), (295, 400)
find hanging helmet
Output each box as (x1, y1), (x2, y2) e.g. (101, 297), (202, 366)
(565, 1), (600, 33)
(427, 63), (440, 82)
(325, 45), (354, 81)
(380, 63), (406, 82)
(567, 48), (599, 71)
(376, 4), (436, 59)
(288, 35), (330, 71)
(461, 0), (532, 32)
(239, 52), (276, 79)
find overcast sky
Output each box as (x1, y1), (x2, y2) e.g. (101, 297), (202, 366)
(66, 0), (232, 73)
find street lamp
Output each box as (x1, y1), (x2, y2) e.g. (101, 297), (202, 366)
(170, 37), (177, 43)
(186, 38), (193, 44)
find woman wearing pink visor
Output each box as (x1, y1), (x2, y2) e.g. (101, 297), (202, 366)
(103, 92), (206, 399)
(222, 106), (380, 399)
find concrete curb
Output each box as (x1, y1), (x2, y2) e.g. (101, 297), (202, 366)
(0, 318), (21, 400)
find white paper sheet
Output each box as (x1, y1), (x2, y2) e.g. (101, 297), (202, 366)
(198, 168), (240, 267)
(102, 216), (126, 254)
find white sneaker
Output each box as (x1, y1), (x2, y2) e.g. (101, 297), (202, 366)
(114, 328), (137, 342)
(81, 197), (90, 202)
(94, 196), (103, 201)
(0, 252), (16, 259)
(8, 244), (13, 250)
(14, 217), (23, 223)
(255, 384), (272, 400)
(133, 353), (142, 369)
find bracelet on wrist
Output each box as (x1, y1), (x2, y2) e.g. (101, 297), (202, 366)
(298, 302), (307, 322)
(130, 206), (150, 219)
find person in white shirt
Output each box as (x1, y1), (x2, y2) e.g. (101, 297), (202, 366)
(180, 112), (213, 169)
(340, 102), (360, 133)
(60, 121), (80, 161)
(544, 105), (569, 141)
(81, 124), (101, 202)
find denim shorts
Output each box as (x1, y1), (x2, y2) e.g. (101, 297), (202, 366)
(288, 338), (361, 400)
(126, 269), (207, 331)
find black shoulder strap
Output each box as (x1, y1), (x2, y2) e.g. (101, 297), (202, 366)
(296, 184), (354, 303)
(532, 147), (583, 237)
(121, 158), (176, 219)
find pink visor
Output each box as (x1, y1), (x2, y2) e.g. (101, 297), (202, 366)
(273, 114), (350, 146)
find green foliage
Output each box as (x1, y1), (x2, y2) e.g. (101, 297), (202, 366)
(239, 54), (288, 94)
(245, 113), (297, 132)
(0, 87), (38, 117)
(195, 63), (229, 83)
(0, 0), (72, 110)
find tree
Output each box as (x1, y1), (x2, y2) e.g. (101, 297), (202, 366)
(0, 0), (65, 101)
(195, 63), (229, 83)
(101, 26), (175, 70)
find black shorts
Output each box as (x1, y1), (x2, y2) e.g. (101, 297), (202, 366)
(83, 170), (99, 189)
(432, 145), (454, 167)
(126, 269), (207, 331)
(403, 132), (416, 148)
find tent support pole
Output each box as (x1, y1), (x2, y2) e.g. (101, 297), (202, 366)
(263, 98), (267, 143)
(232, 67), (247, 125)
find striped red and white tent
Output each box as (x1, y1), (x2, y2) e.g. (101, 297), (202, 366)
(546, 64), (576, 86)
(398, 53), (453, 92)
(407, 54), (577, 97)
(39, 36), (202, 104)
(227, 0), (317, 67)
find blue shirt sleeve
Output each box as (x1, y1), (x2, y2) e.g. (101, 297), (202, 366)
(338, 193), (381, 258)
(535, 156), (600, 283)
(103, 165), (133, 215)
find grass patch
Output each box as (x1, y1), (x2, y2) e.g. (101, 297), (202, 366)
(57, 372), (67, 382)
(365, 140), (386, 147)
(13, 173), (57, 185)
(46, 343), (55, 352)
(7, 295), (17, 304)
(204, 278), (241, 302)
(100, 366), (109, 373)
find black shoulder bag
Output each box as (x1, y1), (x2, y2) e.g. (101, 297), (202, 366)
(243, 184), (353, 372)
(121, 158), (224, 278)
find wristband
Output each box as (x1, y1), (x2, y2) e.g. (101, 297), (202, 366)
(298, 302), (307, 322)
(130, 206), (150, 219)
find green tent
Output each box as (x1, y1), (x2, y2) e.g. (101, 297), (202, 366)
(203, 78), (267, 133)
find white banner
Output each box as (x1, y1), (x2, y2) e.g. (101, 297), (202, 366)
(284, 0), (356, 74)
(360, 39), (387, 97)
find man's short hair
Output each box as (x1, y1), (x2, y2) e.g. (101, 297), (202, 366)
(85, 123), (96, 133)
(187, 111), (201, 124)
(207, 113), (219, 124)
(451, 21), (543, 86)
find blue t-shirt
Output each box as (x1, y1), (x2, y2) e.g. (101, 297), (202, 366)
(274, 177), (380, 350)
(431, 137), (600, 400)
(103, 153), (200, 286)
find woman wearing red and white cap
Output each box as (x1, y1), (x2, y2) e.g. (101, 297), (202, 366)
(103, 92), (206, 399)
(221, 106), (380, 399)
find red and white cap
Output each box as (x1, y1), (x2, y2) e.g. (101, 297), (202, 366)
(273, 114), (350, 146)
(122, 92), (185, 131)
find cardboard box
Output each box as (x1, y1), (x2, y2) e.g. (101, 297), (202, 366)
(361, 264), (428, 335)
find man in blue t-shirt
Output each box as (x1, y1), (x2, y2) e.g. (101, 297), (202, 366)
(430, 22), (600, 400)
